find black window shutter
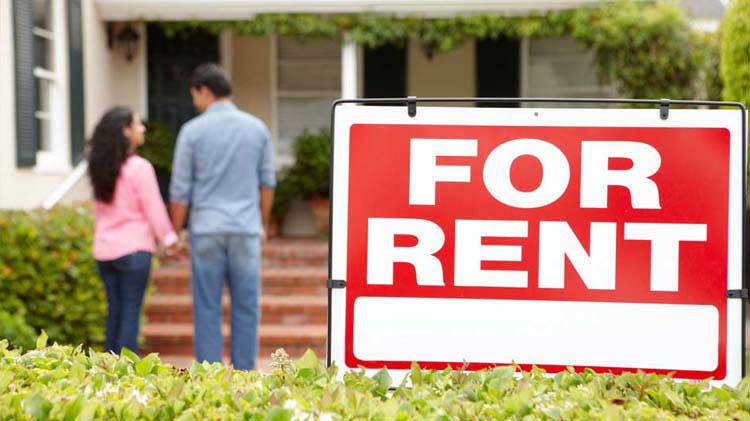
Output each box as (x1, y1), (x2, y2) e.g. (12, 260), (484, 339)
(68, 0), (85, 164)
(13, 0), (38, 167)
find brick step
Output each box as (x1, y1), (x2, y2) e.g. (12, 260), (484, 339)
(162, 239), (328, 267)
(145, 294), (327, 325)
(263, 239), (328, 267)
(142, 323), (327, 358)
(151, 266), (328, 295)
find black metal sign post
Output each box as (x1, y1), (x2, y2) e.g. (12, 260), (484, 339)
(326, 97), (748, 378)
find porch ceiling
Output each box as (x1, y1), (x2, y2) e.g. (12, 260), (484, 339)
(96, 0), (610, 21)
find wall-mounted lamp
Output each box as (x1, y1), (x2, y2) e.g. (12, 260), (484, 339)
(107, 23), (140, 62)
(117, 24), (140, 62)
(422, 42), (437, 61)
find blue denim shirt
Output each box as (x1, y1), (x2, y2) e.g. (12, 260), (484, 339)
(169, 101), (276, 235)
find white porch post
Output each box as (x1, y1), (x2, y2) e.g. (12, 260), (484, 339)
(341, 33), (358, 98)
(220, 29), (234, 79)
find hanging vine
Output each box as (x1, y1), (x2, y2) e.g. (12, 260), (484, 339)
(160, 1), (714, 101)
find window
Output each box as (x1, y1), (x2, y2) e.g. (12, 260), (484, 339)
(31, 0), (69, 171)
(524, 37), (615, 106)
(34, 0), (53, 153)
(276, 37), (341, 168)
(13, 0), (73, 171)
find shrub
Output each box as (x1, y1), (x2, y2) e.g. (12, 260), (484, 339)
(572, 1), (699, 101)
(273, 130), (331, 218)
(721, 0), (750, 105)
(1, 339), (749, 420)
(138, 121), (177, 174)
(697, 30), (723, 103)
(0, 204), (106, 348)
(0, 311), (36, 351)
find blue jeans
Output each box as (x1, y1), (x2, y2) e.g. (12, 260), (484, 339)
(190, 234), (261, 370)
(96, 251), (152, 354)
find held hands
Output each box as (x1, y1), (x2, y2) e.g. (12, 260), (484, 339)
(157, 231), (188, 262)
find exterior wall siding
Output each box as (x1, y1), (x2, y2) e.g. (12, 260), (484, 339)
(109, 22), (148, 121)
(276, 36), (341, 168)
(0, 0), (14, 207)
(232, 35), (275, 138)
(408, 39), (476, 101)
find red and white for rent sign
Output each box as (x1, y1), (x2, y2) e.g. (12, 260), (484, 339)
(328, 106), (744, 385)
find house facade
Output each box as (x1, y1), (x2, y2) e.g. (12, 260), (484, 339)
(0, 0), (724, 210)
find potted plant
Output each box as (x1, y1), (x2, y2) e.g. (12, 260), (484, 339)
(272, 130), (331, 235)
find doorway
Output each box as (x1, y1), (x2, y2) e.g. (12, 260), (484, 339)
(146, 24), (219, 132)
(475, 37), (520, 107)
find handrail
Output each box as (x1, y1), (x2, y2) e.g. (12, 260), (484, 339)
(42, 160), (88, 210)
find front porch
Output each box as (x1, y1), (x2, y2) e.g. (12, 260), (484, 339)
(141, 27), (610, 169)
(129, 22), (611, 236)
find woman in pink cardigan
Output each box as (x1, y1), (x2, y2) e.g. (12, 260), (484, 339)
(87, 107), (178, 355)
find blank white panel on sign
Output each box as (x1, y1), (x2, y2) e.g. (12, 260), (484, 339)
(353, 297), (719, 372)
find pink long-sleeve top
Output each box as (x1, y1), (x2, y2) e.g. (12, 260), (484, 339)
(92, 155), (178, 261)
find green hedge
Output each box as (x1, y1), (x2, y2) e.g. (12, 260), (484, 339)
(720, 0), (750, 105)
(0, 204), (106, 348)
(0, 311), (36, 351)
(1, 339), (749, 420)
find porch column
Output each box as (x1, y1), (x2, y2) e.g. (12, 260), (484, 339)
(341, 33), (358, 98)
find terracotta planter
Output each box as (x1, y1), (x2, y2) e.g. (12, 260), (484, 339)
(308, 197), (330, 235)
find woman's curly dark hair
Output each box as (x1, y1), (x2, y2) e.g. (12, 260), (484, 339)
(87, 107), (133, 203)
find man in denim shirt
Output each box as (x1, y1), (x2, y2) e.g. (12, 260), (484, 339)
(169, 63), (275, 370)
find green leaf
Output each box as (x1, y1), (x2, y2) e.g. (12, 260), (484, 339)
(62, 396), (85, 421)
(23, 393), (52, 420)
(0, 372), (13, 393)
(168, 378), (185, 401)
(175, 411), (196, 421)
(264, 407), (292, 421)
(189, 361), (206, 378)
(78, 402), (98, 421)
(120, 347), (140, 363)
(462, 388), (478, 402)
(373, 368), (393, 391)
(487, 365), (515, 390)
(410, 362), (423, 386)
(36, 330), (48, 350)
(135, 353), (159, 376)
(295, 349), (319, 371)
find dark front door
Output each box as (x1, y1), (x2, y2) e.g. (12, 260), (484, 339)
(364, 43), (407, 99)
(147, 24), (219, 133)
(476, 37), (520, 107)
(146, 24), (218, 201)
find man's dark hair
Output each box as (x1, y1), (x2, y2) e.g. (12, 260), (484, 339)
(190, 63), (232, 98)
